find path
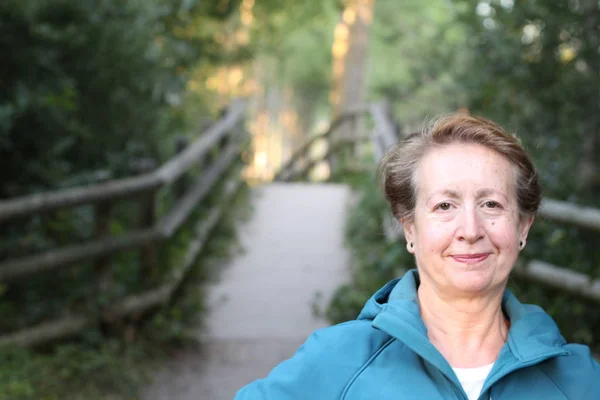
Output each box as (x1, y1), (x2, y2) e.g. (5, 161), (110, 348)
(142, 182), (352, 400)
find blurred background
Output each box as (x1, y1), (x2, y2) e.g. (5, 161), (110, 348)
(0, 0), (599, 398)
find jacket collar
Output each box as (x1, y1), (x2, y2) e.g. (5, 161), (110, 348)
(369, 270), (567, 377)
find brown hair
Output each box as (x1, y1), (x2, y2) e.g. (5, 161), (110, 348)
(377, 113), (541, 222)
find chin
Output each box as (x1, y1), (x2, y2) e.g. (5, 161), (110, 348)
(450, 269), (498, 294)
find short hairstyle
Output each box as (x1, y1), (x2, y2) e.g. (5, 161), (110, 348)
(377, 113), (541, 222)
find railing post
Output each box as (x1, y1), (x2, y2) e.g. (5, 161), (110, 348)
(347, 111), (361, 157)
(343, 114), (357, 171)
(174, 136), (190, 200)
(94, 202), (113, 292)
(218, 132), (231, 158)
(134, 159), (158, 277)
(328, 113), (357, 179)
(327, 135), (339, 179)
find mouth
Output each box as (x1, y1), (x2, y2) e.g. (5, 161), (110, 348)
(451, 253), (490, 264)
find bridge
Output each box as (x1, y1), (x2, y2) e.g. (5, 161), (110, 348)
(0, 100), (599, 399)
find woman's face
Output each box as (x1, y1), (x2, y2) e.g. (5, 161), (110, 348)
(403, 143), (534, 297)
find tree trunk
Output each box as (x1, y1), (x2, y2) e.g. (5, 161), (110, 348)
(577, 0), (600, 193)
(331, 0), (375, 169)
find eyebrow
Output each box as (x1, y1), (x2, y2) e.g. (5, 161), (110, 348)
(426, 188), (509, 203)
(476, 188), (509, 202)
(427, 189), (461, 203)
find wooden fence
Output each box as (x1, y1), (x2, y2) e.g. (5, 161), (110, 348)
(277, 101), (600, 304)
(0, 99), (248, 347)
(274, 104), (383, 181)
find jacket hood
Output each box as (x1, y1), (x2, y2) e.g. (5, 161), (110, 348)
(357, 269), (568, 376)
(356, 276), (401, 321)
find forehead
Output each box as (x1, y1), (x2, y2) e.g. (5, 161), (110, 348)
(415, 143), (516, 197)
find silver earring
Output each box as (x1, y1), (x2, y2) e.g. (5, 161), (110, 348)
(410, 242), (414, 248)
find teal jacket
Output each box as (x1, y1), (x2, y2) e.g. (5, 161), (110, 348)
(234, 270), (600, 399)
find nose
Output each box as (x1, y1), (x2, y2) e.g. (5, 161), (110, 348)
(457, 205), (484, 243)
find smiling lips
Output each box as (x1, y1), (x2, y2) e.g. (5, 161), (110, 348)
(451, 254), (490, 264)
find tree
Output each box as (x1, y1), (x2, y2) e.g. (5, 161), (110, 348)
(0, 0), (246, 198)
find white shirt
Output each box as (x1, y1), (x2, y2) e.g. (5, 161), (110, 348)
(452, 362), (494, 400)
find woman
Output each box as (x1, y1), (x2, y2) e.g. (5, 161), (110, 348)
(234, 114), (600, 399)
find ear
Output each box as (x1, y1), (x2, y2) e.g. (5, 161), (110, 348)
(518, 214), (535, 245)
(401, 216), (416, 254)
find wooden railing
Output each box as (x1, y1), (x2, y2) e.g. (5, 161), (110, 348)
(275, 103), (394, 181)
(0, 99), (248, 347)
(277, 99), (600, 304)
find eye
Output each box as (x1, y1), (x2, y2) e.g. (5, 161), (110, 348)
(435, 202), (452, 211)
(484, 201), (501, 209)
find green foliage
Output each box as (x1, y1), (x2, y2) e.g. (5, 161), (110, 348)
(250, 1), (341, 133)
(0, 340), (141, 400)
(368, 0), (467, 122)
(326, 171), (414, 323)
(252, 0), (341, 56)
(3, 0), (156, 195)
(0, 0), (250, 196)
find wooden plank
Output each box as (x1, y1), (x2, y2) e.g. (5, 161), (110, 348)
(158, 143), (239, 238)
(0, 229), (159, 282)
(156, 99), (245, 185)
(274, 105), (368, 181)
(0, 315), (91, 347)
(0, 174), (160, 224)
(0, 99), (245, 223)
(0, 140), (240, 282)
(513, 259), (600, 303)
(371, 127), (385, 162)
(369, 101), (399, 150)
(284, 135), (369, 181)
(106, 285), (173, 320)
(539, 198), (600, 231)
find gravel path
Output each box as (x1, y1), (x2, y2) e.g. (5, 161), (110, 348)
(142, 183), (352, 400)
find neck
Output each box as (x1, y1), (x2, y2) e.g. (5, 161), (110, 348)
(417, 279), (509, 368)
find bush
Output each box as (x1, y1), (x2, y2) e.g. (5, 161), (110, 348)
(326, 170), (413, 324)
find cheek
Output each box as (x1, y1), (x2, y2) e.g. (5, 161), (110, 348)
(488, 221), (520, 249)
(417, 219), (452, 250)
